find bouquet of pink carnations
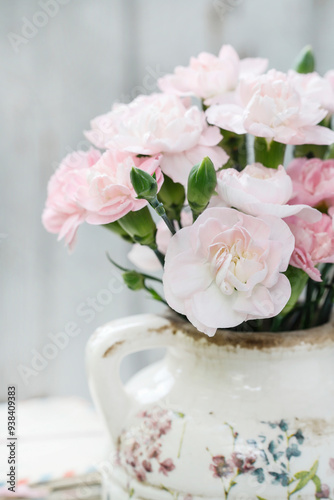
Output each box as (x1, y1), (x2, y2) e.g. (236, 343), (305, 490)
(43, 45), (334, 336)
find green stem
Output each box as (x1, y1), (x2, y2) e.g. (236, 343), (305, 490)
(144, 284), (168, 305)
(154, 248), (165, 267)
(219, 130), (248, 170)
(150, 198), (176, 235)
(191, 207), (204, 222)
(177, 422), (187, 459)
(106, 253), (164, 278)
(226, 471), (240, 498)
(301, 279), (315, 329)
(106, 253), (128, 272)
(141, 273), (162, 283)
(316, 283), (334, 326)
(254, 138), (286, 169)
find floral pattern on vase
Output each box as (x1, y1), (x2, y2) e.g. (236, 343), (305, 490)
(118, 406), (176, 483)
(208, 419), (334, 499)
(116, 406), (334, 499)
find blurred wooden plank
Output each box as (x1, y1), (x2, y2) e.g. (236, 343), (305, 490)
(1, 0), (334, 402)
(0, 0), (164, 402)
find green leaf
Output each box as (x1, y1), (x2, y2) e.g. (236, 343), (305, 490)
(294, 471), (309, 479)
(281, 267), (309, 315)
(257, 497), (269, 500)
(290, 460), (318, 495)
(312, 475), (322, 493)
(286, 444), (301, 461)
(252, 468), (265, 484)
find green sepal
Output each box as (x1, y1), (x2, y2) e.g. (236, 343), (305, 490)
(130, 167), (158, 201)
(122, 270), (146, 291)
(118, 207), (157, 249)
(187, 157), (217, 219)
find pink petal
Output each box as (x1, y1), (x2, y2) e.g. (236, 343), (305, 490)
(206, 104), (246, 134)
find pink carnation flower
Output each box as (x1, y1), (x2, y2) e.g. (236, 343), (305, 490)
(289, 70), (334, 114)
(286, 214), (334, 282)
(215, 163), (320, 222)
(158, 44), (267, 104)
(206, 69), (334, 145)
(82, 151), (163, 225)
(287, 157), (334, 210)
(163, 207), (294, 336)
(85, 93), (228, 185)
(42, 149), (162, 248)
(42, 148), (101, 249)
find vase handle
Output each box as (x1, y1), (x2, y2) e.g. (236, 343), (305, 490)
(86, 313), (174, 444)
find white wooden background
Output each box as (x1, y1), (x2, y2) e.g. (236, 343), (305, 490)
(1, 0), (334, 402)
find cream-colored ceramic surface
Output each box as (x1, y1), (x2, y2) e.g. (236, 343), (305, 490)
(86, 314), (334, 499)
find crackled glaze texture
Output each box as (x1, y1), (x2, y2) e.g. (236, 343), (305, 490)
(86, 314), (334, 499)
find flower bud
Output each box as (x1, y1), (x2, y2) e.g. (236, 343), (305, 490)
(122, 270), (145, 291)
(157, 175), (185, 221)
(130, 167), (158, 201)
(294, 45), (315, 74)
(118, 206), (157, 248)
(187, 157), (217, 218)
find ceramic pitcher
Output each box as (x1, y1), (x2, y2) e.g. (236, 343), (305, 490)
(86, 313), (334, 500)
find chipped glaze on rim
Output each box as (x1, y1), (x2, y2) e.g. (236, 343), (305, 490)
(162, 311), (334, 351)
